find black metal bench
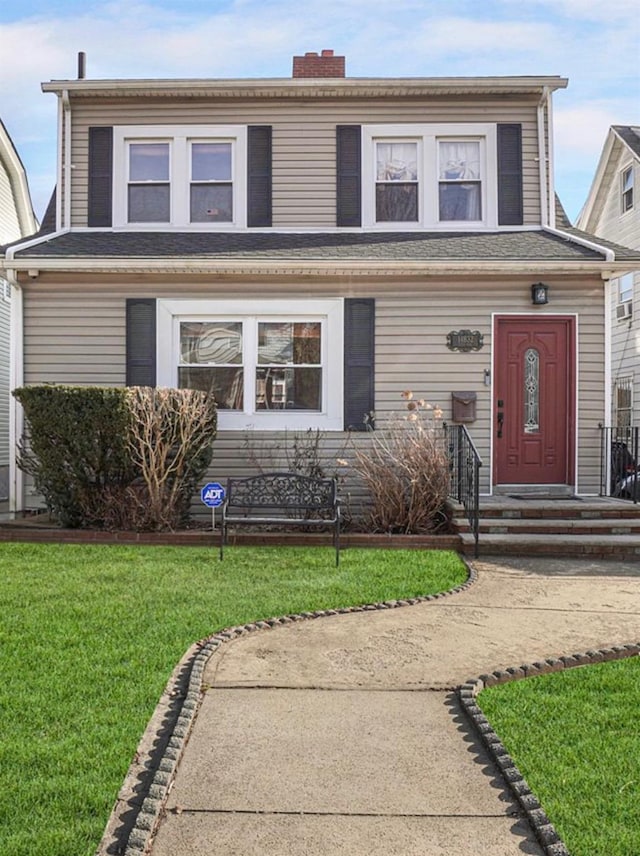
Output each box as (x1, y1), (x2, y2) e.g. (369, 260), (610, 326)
(220, 472), (341, 565)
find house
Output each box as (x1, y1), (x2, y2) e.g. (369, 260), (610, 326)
(0, 120), (37, 503)
(2, 50), (640, 515)
(576, 126), (640, 428)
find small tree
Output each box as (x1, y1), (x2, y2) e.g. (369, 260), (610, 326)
(347, 392), (450, 534)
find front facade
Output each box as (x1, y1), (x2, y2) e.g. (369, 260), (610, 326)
(3, 52), (640, 513)
(0, 120), (37, 501)
(577, 126), (640, 428)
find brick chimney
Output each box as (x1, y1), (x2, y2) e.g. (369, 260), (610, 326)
(292, 50), (346, 78)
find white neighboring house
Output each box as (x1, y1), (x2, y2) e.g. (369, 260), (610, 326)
(0, 121), (38, 500)
(577, 126), (640, 427)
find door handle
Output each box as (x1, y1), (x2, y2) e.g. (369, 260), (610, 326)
(497, 411), (504, 438)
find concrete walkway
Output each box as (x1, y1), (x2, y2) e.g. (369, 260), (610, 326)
(120, 556), (640, 855)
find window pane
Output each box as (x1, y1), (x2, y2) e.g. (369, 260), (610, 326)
(524, 348), (540, 433)
(128, 184), (170, 222)
(192, 143), (232, 181)
(178, 366), (244, 410)
(129, 143), (169, 181)
(376, 184), (418, 222)
(618, 273), (634, 304)
(622, 167), (634, 212)
(180, 321), (242, 364)
(376, 143), (417, 181)
(256, 367), (322, 410)
(190, 184), (233, 222)
(258, 322), (321, 365)
(439, 141), (481, 180)
(438, 183), (481, 221)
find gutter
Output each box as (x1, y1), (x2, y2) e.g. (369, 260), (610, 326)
(543, 224), (616, 264)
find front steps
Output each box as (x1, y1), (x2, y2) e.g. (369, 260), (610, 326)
(454, 496), (640, 560)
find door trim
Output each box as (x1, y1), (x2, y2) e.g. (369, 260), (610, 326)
(491, 313), (577, 491)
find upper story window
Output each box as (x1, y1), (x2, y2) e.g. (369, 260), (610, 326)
(363, 124), (496, 229)
(622, 165), (634, 213)
(113, 125), (246, 228)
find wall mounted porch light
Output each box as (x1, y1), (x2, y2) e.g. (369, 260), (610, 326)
(531, 282), (549, 305)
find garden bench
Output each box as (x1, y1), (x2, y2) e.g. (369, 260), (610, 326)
(220, 472), (341, 565)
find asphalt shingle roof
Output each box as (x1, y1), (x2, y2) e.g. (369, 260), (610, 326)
(613, 126), (640, 160)
(10, 228), (640, 263)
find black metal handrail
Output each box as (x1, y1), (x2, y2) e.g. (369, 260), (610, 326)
(599, 425), (639, 502)
(444, 423), (483, 556)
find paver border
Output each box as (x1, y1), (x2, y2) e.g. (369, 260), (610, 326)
(458, 642), (640, 856)
(97, 561), (478, 855)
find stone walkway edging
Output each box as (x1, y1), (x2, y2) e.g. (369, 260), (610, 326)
(458, 642), (640, 856)
(110, 563), (479, 855)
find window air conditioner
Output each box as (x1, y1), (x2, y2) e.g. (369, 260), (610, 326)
(616, 301), (633, 320)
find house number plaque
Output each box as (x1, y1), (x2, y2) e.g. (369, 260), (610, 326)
(446, 330), (484, 352)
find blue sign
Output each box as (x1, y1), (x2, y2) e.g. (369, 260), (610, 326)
(201, 482), (225, 508)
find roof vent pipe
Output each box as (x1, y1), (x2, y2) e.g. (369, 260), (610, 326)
(77, 52), (86, 79)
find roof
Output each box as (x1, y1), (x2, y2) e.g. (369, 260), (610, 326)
(41, 75), (569, 100)
(613, 125), (640, 159)
(6, 229), (640, 275)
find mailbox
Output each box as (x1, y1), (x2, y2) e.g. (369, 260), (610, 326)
(451, 391), (477, 423)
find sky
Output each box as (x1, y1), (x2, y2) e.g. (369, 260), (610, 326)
(0, 0), (638, 225)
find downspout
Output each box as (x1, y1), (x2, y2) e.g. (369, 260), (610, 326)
(62, 90), (72, 229)
(537, 86), (551, 227)
(4, 246), (23, 515)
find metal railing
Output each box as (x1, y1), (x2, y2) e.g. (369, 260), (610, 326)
(444, 423), (483, 556)
(599, 425), (639, 502)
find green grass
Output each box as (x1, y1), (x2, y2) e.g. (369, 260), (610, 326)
(478, 657), (640, 856)
(0, 542), (466, 856)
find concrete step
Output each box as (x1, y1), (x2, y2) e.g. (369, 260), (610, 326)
(457, 517), (640, 536)
(460, 531), (640, 560)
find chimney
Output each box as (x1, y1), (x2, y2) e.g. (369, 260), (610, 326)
(292, 49), (345, 78)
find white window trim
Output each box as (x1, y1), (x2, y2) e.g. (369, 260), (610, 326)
(362, 123), (497, 230)
(112, 125), (247, 229)
(621, 163), (634, 214)
(157, 298), (344, 431)
(617, 272), (634, 305)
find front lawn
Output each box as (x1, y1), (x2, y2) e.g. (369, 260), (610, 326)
(478, 657), (640, 856)
(0, 542), (466, 856)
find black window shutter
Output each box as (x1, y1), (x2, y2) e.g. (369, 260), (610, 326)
(126, 299), (156, 387)
(336, 125), (362, 227)
(497, 123), (523, 226)
(88, 127), (113, 227)
(247, 125), (272, 227)
(344, 298), (375, 431)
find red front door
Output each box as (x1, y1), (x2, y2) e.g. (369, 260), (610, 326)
(494, 316), (575, 486)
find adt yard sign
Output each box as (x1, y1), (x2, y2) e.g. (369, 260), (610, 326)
(201, 482), (225, 508)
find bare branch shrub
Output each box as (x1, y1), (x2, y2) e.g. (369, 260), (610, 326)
(124, 386), (217, 530)
(347, 392), (450, 534)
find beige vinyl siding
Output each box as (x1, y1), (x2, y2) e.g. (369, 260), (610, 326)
(20, 273), (603, 512)
(67, 99), (542, 228)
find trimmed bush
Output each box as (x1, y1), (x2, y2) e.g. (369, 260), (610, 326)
(14, 385), (133, 527)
